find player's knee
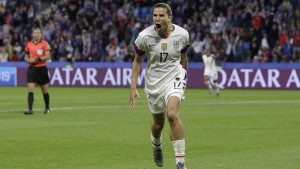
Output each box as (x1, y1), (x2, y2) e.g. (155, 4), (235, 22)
(153, 122), (164, 131)
(167, 111), (179, 124)
(28, 88), (34, 92)
(42, 89), (48, 94)
(204, 80), (209, 85)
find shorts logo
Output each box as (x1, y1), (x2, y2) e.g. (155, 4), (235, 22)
(173, 40), (179, 49)
(161, 43), (167, 51)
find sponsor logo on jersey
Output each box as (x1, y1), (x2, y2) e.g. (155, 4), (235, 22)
(148, 44), (155, 48)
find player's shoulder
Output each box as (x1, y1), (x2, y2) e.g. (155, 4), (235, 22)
(173, 24), (189, 36)
(41, 40), (49, 45)
(138, 25), (156, 37)
(25, 41), (35, 49)
(26, 41), (34, 46)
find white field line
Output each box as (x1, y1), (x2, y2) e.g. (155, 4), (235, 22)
(0, 105), (121, 113)
(186, 100), (300, 105)
(0, 100), (299, 113)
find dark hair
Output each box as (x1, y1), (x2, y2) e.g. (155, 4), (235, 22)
(154, 3), (172, 16)
(32, 25), (42, 32)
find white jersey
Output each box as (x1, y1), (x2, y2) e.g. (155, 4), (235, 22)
(202, 54), (218, 79)
(134, 24), (190, 94)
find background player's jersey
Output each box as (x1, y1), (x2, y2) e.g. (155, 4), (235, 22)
(25, 40), (51, 67)
(202, 54), (217, 73)
(134, 24), (190, 94)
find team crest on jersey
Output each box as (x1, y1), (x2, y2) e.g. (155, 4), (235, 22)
(161, 43), (167, 51)
(173, 40), (179, 49)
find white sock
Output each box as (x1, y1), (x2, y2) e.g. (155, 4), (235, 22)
(151, 132), (162, 147)
(205, 80), (213, 90)
(172, 139), (185, 164)
(209, 84), (213, 90)
(214, 83), (219, 93)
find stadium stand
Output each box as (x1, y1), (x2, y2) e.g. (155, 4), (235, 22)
(0, 0), (299, 63)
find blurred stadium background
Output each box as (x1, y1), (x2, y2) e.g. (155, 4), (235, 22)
(0, 0), (300, 169)
(0, 0), (300, 63)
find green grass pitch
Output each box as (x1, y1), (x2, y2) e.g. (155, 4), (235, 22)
(0, 87), (299, 169)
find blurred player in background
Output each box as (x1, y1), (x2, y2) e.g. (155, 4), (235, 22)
(128, 3), (189, 169)
(24, 26), (51, 115)
(202, 47), (220, 96)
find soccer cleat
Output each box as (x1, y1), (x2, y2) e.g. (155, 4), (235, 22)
(153, 146), (164, 167)
(44, 109), (50, 114)
(176, 162), (187, 169)
(24, 110), (33, 115)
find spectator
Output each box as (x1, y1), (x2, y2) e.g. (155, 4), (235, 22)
(13, 41), (22, 60)
(81, 29), (92, 61)
(190, 34), (205, 62)
(281, 40), (294, 62)
(2, 0), (300, 63)
(292, 30), (300, 60)
(0, 46), (9, 62)
(115, 41), (128, 62)
(105, 39), (117, 62)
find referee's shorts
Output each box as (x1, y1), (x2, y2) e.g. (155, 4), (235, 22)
(27, 66), (50, 85)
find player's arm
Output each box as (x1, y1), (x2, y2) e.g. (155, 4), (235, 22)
(128, 54), (143, 110)
(39, 50), (51, 62)
(24, 47), (36, 63)
(38, 42), (51, 62)
(180, 43), (190, 70)
(212, 54), (218, 60)
(180, 53), (188, 70)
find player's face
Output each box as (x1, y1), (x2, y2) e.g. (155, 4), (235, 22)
(206, 48), (211, 55)
(32, 29), (42, 41)
(153, 7), (171, 34)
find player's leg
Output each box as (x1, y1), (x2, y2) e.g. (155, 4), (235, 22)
(25, 82), (35, 115)
(25, 67), (36, 115)
(41, 84), (50, 114)
(151, 113), (165, 146)
(213, 80), (220, 96)
(151, 113), (165, 167)
(147, 93), (165, 167)
(213, 71), (220, 96)
(39, 66), (50, 114)
(204, 75), (213, 94)
(166, 95), (187, 169)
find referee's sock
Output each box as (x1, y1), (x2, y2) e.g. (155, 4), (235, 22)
(43, 93), (50, 109)
(28, 92), (34, 111)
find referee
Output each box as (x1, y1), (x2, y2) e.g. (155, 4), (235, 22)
(24, 26), (51, 115)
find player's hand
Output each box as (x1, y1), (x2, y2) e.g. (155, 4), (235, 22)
(35, 57), (42, 62)
(25, 57), (36, 63)
(128, 89), (140, 110)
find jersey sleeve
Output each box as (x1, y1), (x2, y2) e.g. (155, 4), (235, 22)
(134, 34), (146, 56)
(43, 41), (51, 51)
(181, 31), (191, 54)
(24, 43), (29, 54)
(202, 55), (207, 62)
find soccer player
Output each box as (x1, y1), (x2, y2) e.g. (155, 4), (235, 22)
(24, 26), (51, 115)
(128, 3), (189, 169)
(202, 47), (220, 96)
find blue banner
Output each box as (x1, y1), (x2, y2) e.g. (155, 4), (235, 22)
(0, 67), (17, 86)
(0, 62), (299, 89)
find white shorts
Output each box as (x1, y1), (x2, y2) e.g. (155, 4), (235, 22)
(204, 69), (218, 81)
(146, 69), (187, 114)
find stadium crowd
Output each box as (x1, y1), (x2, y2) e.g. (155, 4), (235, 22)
(0, 0), (300, 63)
